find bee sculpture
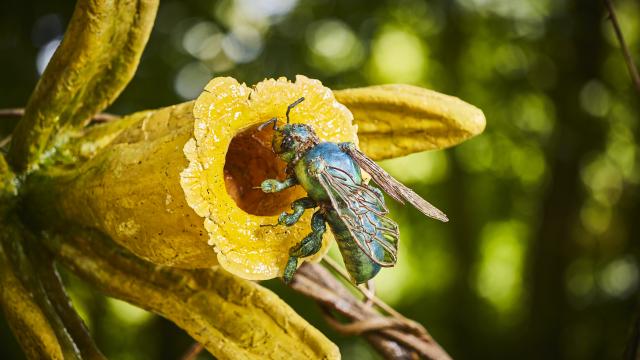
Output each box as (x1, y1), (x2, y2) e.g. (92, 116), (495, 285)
(258, 97), (448, 284)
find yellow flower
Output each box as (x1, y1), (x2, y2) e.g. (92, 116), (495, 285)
(181, 76), (359, 280)
(180, 76), (484, 280)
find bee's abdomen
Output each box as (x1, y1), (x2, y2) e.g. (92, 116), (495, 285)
(325, 210), (381, 284)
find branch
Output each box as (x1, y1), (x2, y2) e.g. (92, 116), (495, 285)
(603, 0), (640, 94)
(27, 240), (106, 359)
(42, 228), (340, 360)
(0, 225), (64, 359)
(290, 263), (452, 360)
(180, 342), (205, 360)
(0, 219), (105, 359)
(8, 0), (159, 173)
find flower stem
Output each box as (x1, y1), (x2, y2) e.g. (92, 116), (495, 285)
(291, 263), (452, 360)
(41, 228), (340, 360)
(0, 219), (91, 360)
(8, 0), (159, 173)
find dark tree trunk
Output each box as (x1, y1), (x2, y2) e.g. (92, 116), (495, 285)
(527, 1), (606, 358)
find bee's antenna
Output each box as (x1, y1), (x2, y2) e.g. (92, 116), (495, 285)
(286, 97), (305, 124)
(257, 117), (278, 131)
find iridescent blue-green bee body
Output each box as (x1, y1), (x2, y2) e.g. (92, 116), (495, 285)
(324, 208), (384, 283)
(258, 98), (448, 285)
(295, 143), (385, 283)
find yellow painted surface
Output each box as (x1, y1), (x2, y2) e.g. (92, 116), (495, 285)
(38, 102), (215, 267)
(0, 229), (63, 360)
(335, 84), (486, 160)
(8, 0), (159, 172)
(31, 77), (484, 281)
(60, 230), (341, 360)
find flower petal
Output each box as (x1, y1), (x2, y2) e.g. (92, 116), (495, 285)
(334, 84), (486, 160)
(182, 76), (358, 280)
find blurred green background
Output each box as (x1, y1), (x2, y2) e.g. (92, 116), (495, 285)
(1, 0), (639, 359)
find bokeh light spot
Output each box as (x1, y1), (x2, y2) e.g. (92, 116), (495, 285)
(512, 92), (555, 138)
(579, 80), (611, 117)
(182, 21), (223, 60)
(235, 0), (298, 23)
(566, 259), (596, 303)
(36, 38), (61, 75)
(380, 151), (449, 185)
(174, 62), (212, 100)
(599, 257), (639, 299)
(579, 200), (611, 235)
(369, 27), (427, 84)
(474, 221), (527, 313)
(511, 145), (546, 185)
(493, 44), (530, 78)
(375, 225), (454, 305)
(456, 0), (553, 22)
(580, 155), (623, 206)
(222, 26), (263, 63)
(306, 20), (364, 74)
(107, 298), (153, 326)
(455, 136), (494, 173)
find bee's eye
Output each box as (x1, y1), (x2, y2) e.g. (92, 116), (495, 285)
(281, 137), (294, 151)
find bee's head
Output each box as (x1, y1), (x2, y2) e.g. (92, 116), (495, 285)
(258, 97), (319, 163)
(271, 123), (319, 162)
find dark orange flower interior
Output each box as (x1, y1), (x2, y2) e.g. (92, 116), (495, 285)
(224, 124), (302, 216)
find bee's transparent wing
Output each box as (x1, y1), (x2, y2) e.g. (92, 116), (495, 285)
(317, 164), (399, 267)
(341, 143), (449, 222)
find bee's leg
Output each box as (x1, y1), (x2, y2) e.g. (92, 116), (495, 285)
(290, 211), (326, 256)
(259, 177), (297, 193)
(278, 197), (316, 226)
(283, 211), (326, 284)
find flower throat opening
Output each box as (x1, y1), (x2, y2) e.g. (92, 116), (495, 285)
(223, 123), (302, 216)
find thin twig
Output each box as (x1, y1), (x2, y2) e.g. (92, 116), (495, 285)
(0, 136), (11, 148)
(180, 342), (204, 360)
(0, 108), (120, 123)
(322, 257), (415, 324)
(603, 7), (640, 355)
(28, 238), (106, 359)
(363, 279), (375, 307)
(1, 219), (99, 359)
(291, 263), (451, 360)
(603, 0), (640, 94)
(0, 108), (119, 149)
(0, 108), (26, 118)
(319, 309), (411, 334)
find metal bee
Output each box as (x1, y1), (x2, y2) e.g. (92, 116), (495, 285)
(258, 97), (448, 284)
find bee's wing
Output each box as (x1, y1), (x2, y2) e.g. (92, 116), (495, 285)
(317, 164), (399, 267)
(341, 143), (449, 222)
